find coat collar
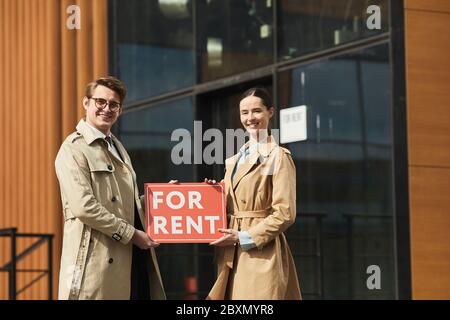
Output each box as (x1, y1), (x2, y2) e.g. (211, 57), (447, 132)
(76, 119), (119, 146)
(228, 135), (279, 190)
(76, 119), (107, 145)
(226, 135), (278, 167)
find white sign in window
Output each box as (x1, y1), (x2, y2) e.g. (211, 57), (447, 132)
(280, 105), (307, 144)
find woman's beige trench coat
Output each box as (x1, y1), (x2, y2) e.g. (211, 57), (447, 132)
(55, 120), (165, 300)
(207, 136), (302, 300)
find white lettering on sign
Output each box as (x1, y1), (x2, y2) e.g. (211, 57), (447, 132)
(167, 191), (185, 209)
(186, 216), (202, 234)
(172, 216), (183, 234)
(188, 191), (203, 209)
(204, 216), (219, 233)
(153, 216), (219, 235)
(152, 191), (164, 209)
(152, 191), (204, 210)
(154, 216), (169, 234)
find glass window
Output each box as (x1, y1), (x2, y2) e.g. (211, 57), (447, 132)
(279, 43), (395, 299)
(114, 0), (195, 103)
(119, 97), (203, 298)
(196, 0), (274, 82)
(278, 0), (389, 61)
(119, 97), (194, 192)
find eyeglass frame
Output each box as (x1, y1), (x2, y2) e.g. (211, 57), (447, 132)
(89, 97), (122, 112)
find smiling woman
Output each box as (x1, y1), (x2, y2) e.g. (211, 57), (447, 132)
(207, 87), (302, 300)
(239, 87), (274, 141)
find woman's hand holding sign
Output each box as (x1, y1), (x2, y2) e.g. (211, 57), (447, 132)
(210, 228), (239, 246)
(204, 178), (224, 184)
(204, 178), (233, 246)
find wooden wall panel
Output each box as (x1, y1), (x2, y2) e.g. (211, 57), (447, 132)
(405, 2), (450, 300)
(409, 167), (450, 299)
(405, 10), (450, 167)
(405, 0), (450, 13)
(0, 0), (108, 300)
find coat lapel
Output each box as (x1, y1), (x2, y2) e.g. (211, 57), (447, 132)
(232, 151), (259, 190)
(225, 153), (241, 211)
(231, 136), (279, 191)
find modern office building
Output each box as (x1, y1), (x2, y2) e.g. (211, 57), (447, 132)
(0, 0), (449, 299)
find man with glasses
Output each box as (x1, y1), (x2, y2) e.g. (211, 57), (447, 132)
(55, 76), (166, 300)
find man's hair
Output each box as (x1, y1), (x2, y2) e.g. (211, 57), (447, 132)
(85, 76), (127, 103)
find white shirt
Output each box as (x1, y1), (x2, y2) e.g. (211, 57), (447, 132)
(85, 121), (123, 163)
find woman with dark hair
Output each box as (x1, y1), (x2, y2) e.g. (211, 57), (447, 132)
(206, 87), (301, 300)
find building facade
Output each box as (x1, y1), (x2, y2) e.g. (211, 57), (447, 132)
(0, 0), (449, 300)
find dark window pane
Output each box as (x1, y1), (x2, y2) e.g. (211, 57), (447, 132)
(119, 97), (194, 193)
(278, 0), (389, 61)
(279, 43), (395, 299)
(119, 98), (205, 298)
(115, 0), (194, 103)
(197, 0), (274, 82)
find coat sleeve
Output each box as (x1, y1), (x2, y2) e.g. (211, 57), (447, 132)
(55, 142), (135, 245)
(247, 149), (297, 249)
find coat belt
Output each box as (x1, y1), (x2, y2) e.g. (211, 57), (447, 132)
(230, 208), (272, 219)
(224, 208), (271, 268)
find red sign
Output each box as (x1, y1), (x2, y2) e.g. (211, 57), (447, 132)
(145, 183), (226, 243)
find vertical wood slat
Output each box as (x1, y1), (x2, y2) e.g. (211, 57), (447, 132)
(92, 0), (108, 79)
(76, 0), (93, 120)
(9, 0), (17, 298)
(0, 0), (5, 299)
(61, 0), (78, 139)
(47, 0), (62, 299)
(29, 0), (39, 300)
(25, 0), (34, 300)
(16, 0), (26, 300)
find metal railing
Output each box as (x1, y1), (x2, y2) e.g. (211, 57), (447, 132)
(0, 228), (54, 300)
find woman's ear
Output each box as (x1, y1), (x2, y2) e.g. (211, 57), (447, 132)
(268, 106), (275, 119)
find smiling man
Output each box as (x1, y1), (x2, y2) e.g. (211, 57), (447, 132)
(55, 76), (166, 300)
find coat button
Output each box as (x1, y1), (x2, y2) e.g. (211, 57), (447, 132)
(241, 199), (246, 204)
(76, 132), (81, 136)
(107, 165), (113, 171)
(111, 196), (117, 202)
(108, 258), (114, 264)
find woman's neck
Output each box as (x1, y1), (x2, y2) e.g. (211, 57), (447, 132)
(249, 129), (269, 145)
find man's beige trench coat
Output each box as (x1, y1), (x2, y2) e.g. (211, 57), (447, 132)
(207, 136), (301, 300)
(55, 119), (165, 300)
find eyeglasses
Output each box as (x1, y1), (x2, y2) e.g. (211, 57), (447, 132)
(90, 97), (122, 112)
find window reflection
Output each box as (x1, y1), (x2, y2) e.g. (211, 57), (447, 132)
(119, 98), (194, 193)
(115, 0), (195, 103)
(197, 0), (274, 82)
(278, 0), (389, 61)
(280, 43), (395, 299)
(119, 98), (201, 299)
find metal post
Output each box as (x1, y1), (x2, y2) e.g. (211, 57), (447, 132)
(317, 216), (324, 299)
(47, 236), (53, 300)
(9, 228), (17, 300)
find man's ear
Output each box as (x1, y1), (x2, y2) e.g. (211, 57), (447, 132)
(82, 97), (89, 111)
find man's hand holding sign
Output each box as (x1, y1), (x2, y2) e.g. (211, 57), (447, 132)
(145, 181), (226, 243)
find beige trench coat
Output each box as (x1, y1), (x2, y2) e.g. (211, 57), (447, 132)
(207, 136), (301, 300)
(55, 119), (165, 300)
